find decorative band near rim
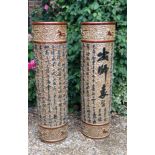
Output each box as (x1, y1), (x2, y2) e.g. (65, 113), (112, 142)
(32, 22), (67, 43)
(32, 22), (68, 142)
(81, 22), (115, 42)
(81, 22), (116, 139)
(32, 22), (67, 25)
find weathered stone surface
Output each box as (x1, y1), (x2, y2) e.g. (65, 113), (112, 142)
(29, 108), (127, 155)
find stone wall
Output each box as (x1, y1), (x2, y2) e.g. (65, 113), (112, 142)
(28, 0), (41, 15)
(28, 0), (42, 27)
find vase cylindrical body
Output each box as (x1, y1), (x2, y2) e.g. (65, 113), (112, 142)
(32, 22), (68, 143)
(81, 22), (116, 139)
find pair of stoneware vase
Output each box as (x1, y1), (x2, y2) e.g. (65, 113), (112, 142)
(32, 21), (116, 143)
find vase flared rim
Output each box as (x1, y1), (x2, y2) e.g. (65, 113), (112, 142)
(81, 22), (116, 25)
(32, 22), (67, 25)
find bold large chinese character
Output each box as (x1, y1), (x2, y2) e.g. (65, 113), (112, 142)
(97, 47), (109, 62)
(98, 64), (109, 75)
(99, 84), (108, 99)
(98, 64), (109, 81)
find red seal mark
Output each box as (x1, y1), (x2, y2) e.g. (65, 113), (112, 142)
(107, 31), (113, 36)
(57, 30), (66, 37)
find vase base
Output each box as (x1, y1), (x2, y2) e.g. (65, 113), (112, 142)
(81, 121), (110, 139)
(38, 124), (68, 143)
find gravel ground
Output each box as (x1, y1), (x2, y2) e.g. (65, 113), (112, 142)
(29, 108), (127, 155)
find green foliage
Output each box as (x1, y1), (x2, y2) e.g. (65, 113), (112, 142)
(28, 71), (36, 107)
(28, 42), (36, 106)
(29, 0), (127, 115)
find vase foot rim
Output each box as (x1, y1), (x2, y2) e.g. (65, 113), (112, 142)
(40, 135), (68, 143)
(80, 130), (110, 139)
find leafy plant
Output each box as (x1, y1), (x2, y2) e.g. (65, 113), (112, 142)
(28, 42), (36, 106)
(29, 0), (127, 115)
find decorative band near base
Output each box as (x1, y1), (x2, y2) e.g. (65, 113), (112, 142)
(81, 121), (110, 139)
(38, 124), (68, 143)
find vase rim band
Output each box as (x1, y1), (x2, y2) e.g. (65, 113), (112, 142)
(81, 40), (115, 43)
(33, 41), (67, 44)
(32, 22), (67, 25)
(81, 22), (116, 25)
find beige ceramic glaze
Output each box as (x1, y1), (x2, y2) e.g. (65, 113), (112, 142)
(81, 22), (116, 139)
(32, 22), (68, 142)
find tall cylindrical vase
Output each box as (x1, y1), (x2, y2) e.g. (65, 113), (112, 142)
(32, 22), (68, 142)
(81, 22), (116, 139)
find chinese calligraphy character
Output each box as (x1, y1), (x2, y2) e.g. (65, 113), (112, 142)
(99, 84), (108, 99)
(98, 64), (109, 81)
(97, 47), (109, 62)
